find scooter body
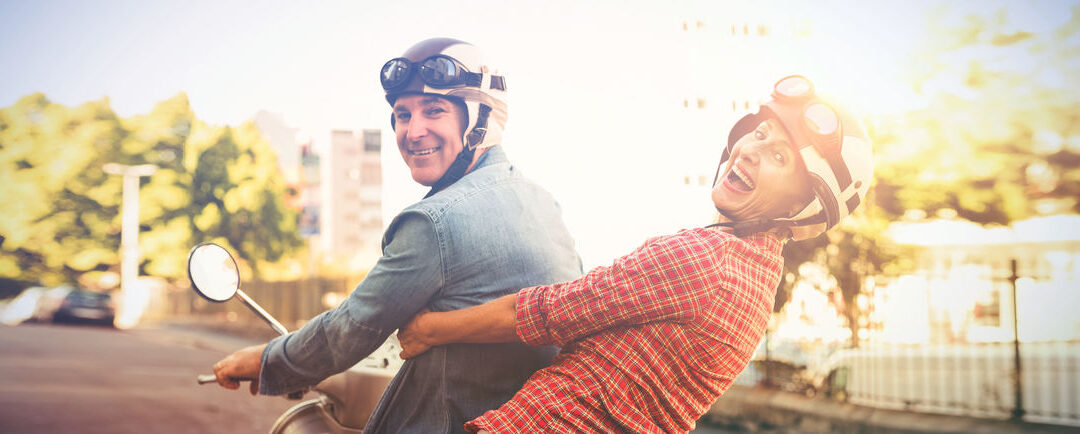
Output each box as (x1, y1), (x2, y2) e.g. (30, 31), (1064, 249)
(272, 363), (397, 433)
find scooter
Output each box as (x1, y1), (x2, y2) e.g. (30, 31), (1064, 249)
(187, 242), (400, 434)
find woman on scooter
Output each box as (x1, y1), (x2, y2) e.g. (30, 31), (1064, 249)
(397, 75), (875, 433)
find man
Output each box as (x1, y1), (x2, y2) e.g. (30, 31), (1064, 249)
(211, 37), (582, 433)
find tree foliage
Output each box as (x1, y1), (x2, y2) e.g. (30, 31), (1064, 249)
(779, 4), (1080, 345)
(876, 4), (1080, 222)
(0, 93), (302, 286)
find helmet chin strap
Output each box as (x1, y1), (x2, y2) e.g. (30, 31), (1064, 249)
(423, 146), (475, 199)
(709, 208), (794, 238)
(423, 104), (491, 199)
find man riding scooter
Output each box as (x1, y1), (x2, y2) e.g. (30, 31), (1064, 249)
(210, 37), (582, 433)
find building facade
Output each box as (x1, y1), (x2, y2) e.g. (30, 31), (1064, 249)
(252, 110), (301, 185)
(321, 129), (383, 267)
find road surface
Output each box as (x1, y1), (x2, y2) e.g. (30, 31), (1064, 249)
(0, 322), (295, 434)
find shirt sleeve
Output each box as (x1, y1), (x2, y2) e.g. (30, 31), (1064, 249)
(516, 231), (720, 347)
(259, 211), (444, 395)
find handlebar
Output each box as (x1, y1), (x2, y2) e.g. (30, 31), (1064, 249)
(197, 373), (305, 399)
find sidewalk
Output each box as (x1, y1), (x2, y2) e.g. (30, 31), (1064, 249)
(702, 385), (1077, 433)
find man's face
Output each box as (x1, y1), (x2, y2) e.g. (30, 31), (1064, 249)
(393, 94), (468, 186)
(712, 119), (812, 222)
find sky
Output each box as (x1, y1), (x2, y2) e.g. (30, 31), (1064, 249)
(1, 0), (1072, 268)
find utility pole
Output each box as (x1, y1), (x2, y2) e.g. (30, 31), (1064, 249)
(1009, 259), (1025, 421)
(103, 163), (157, 328)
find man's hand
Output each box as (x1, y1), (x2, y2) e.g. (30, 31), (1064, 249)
(213, 343), (266, 395)
(398, 309), (435, 359)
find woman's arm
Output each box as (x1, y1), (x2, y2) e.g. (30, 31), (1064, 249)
(516, 231), (722, 347)
(397, 293), (519, 359)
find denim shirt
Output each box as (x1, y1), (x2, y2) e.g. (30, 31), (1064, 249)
(259, 146), (583, 433)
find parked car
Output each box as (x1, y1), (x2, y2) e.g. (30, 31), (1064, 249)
(52, 288), (115, 326)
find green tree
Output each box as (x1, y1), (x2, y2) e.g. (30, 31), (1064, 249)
(0, 92), (302, 286)
(185, 120), (302, 276)
(878, 4), (1080, 222)
(0, 94), (126, 286)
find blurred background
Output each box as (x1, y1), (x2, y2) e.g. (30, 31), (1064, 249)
(1, 0), (1078, 432)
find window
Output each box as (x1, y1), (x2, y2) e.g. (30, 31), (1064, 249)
(362, 163), (382, 183)
(364, 130), (381, 152)
(973, 289), (1001, 327)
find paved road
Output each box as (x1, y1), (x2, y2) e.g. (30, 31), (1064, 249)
(0, 322), (296, 434)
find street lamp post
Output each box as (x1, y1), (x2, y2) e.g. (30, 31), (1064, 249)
(103, 163), (157, 327)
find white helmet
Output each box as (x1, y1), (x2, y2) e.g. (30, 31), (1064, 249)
(715, 75), (874, 241)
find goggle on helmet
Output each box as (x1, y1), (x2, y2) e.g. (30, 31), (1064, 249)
(381, 37), (508, 151)
(716, 75), (875, 241)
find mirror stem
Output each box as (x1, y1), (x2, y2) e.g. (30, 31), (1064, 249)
(236, 289), (290, 336)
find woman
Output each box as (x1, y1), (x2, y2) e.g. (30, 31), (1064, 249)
(398, 75), (874, 433)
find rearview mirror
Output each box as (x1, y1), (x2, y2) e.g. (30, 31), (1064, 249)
(187, 242), (240, 303)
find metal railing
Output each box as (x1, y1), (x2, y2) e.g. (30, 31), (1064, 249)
(743, 258), (1080, 427)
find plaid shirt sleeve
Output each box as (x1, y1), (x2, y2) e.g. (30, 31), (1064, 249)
(516, 230), (725, 347)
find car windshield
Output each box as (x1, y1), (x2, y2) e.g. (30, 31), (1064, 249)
(68, 291), (110, 303)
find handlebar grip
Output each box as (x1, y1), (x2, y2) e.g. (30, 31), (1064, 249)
(197, 374), (217, 385)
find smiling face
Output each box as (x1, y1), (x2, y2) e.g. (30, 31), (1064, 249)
(713, 118), (813, 222)
(393, 94), (468, 186)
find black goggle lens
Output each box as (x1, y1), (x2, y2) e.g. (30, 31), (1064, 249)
(420, 56), (463, 86)
(381, 58), (411, 90)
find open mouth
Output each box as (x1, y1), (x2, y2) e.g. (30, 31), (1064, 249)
(409, 146), (441, 156)
(726, 164), (755, 192)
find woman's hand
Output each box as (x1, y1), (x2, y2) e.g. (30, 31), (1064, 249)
(397, 295), (522, 359)
(398, 308), (436, 359)
(212, 343), (266, 395)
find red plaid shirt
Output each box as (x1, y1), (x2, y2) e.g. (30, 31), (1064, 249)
(465, 227), (783, 433)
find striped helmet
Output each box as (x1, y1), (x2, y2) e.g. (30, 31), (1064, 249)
(717, 75), (874, 241)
